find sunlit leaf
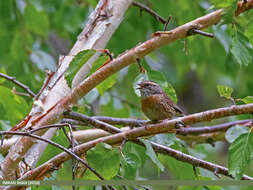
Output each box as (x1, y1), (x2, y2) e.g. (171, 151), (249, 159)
(241, 96), (253, 104)
(216, 85), (233, 99)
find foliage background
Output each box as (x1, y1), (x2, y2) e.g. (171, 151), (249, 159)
(0, 0), (253, 190)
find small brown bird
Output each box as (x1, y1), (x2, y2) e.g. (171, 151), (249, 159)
(137, 81), (184, 121)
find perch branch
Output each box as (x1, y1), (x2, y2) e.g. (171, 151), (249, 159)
(15, 104), (253, 181)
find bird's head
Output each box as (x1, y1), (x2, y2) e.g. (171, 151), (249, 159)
(137, 81), (163, 98)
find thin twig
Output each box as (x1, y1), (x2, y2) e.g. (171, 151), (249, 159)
(28, 123), (72, 133)
(163, 16), (172, 31)
(69, 124), (75, 190)
(187, 28), (214, 38)
(132, 1), (167, 24)
(64, 112), (253, 180)
(12, 88), (31, 97)
(0, 131), (105, 181)
(0, 73), (36, 97)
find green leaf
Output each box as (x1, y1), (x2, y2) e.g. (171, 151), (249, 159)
(84, 143), (120, 180)
(97, 73), (118, 96)
(230, 31), (253, 66)
(122, 141), (147, 168)
(212, 25), (230, 54)
(225, 125), (250, 143)
(228, 133), (253, 179)
(88, 54), (108, 75)
(24, 5), (49, 36)
(159, 149), (196, 179)
(210, 0), (237, 24)
(64, 49), (96, 88)
(140, 139), (164, 172)
(0, 86), (29, 125)
(148, 69), (178, 103)
(245, 19), (253, 46)
(241, 96), (253, 104)
(120, 154), (138, 179)
(210, 0), (237, 7)
(37, 129), (69, 166)
(216, 85), (233, 99)
(0, 67), (7, 83)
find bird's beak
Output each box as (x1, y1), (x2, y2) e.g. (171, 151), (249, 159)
(136, 83), (142, 90)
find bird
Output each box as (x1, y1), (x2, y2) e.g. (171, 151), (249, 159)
(137, 81), (184, 121)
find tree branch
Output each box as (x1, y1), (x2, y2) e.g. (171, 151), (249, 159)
(14, 104), (253, 181)
(132, 1), (167, 24)
(0, 73), (36, 97)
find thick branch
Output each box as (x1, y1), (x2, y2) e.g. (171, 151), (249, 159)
(69, 9), (224, 104)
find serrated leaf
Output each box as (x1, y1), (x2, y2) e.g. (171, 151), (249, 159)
(228, 133), (253, 179)
(24, 5), (49, 36)
(83, 143), (120, 180)
(140, 139), (164, 171)
(241, 96), (253, 104)
(225, 125), (249, 143)
(97, 73), (118, 96)
(65, 49), (96, 88)
(216, 85), (233, 99)
(230, 31), (253, 66)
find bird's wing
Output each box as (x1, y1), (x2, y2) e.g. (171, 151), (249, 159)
(162, 93), (184, 116)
